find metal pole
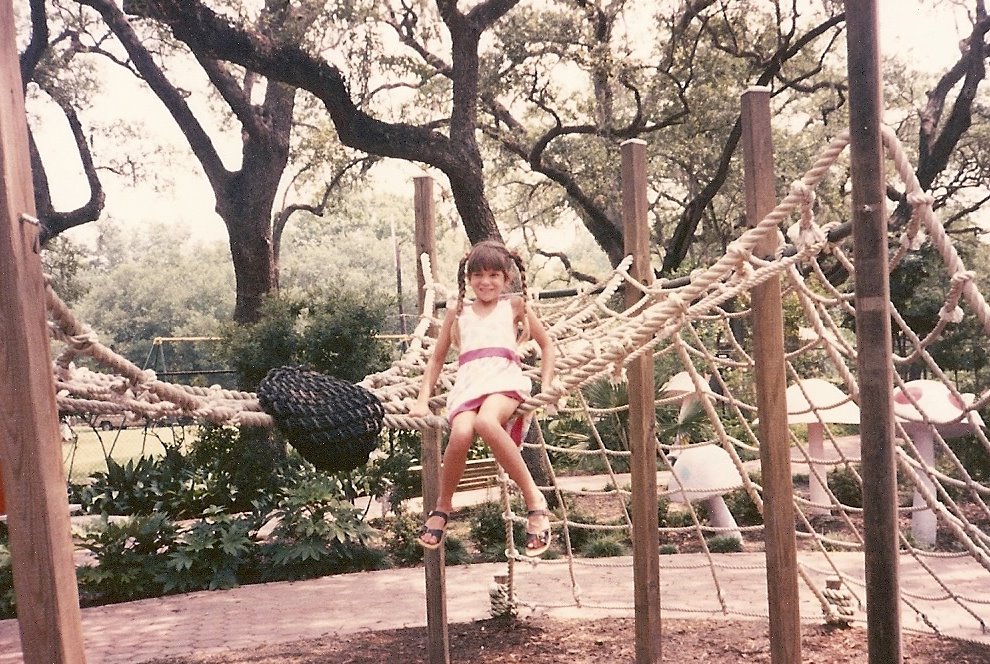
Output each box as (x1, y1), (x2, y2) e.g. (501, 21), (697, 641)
(845, 1), (903, 661)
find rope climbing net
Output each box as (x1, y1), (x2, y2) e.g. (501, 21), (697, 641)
(46, 125), (990, 641)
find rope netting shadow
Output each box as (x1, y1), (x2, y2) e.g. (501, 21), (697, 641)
(46, 125), (990, 641)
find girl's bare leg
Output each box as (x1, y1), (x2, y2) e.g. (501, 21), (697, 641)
(420, 412), (475, 547)
(474, 395), (550, 543)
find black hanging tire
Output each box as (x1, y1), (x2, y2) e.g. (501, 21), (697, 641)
(257, 366), (385, 473)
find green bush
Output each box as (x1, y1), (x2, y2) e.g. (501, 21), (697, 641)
(946, 434), (990, 483)
(723, 486), (763, 526)
(188, 424), (285, 512)
(560, 505), (606, 553)
(220, 289), (393, 391)
(69, 425), (311, 519)
(706, 535), (743, 553)
(76, 513), (179, 605)
(257, 475), (380, 581)
(579, 534), (628, 558)
(828, 465), (863, 509)
(468, 500), (525, 559)
(384, 511), (431, 566)
(161, 508), (257, 593)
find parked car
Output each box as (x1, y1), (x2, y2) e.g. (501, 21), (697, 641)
(88, 412), (146, 431)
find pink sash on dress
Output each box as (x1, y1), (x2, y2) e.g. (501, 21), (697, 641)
(448, 346), (531, 445)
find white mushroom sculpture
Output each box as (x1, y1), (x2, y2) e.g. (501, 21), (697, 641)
(892, 379), (985, 547)
(660, 370), (715, 442)
(784, 379), (860, 516)
(667, 444), (745, 543)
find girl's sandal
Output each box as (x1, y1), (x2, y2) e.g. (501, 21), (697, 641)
(525, 509), (553, 557)
(417, 510), (450, 550)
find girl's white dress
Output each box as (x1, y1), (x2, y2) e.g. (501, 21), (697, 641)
(445, 298), (532, 444)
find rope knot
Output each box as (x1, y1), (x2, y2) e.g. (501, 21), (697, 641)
(725, 241), (751, 266)
(951, 270), (976, 287)
(906, 190), (935, 209)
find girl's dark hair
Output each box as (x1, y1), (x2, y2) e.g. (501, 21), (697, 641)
(454, 240), (531, 344)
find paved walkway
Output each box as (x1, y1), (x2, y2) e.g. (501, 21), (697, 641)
(2, 550), (989, 663)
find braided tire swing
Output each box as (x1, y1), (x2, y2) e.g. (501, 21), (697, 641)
(257, 366), (385, 473)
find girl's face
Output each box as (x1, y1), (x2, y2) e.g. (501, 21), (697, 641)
(468, 268), (507, 303)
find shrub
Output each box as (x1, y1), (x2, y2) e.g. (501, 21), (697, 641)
(257, 475), (379, 581)
(188, 424), (285, 512)
(76, 513), (179, 605)
(828, 466), (863, 509)
(947, 434), (990, 482)
(161, 508), (257, 593)
(382, 510), (468, 565)
(220, 289), (393, 390)
(723, 487), (763, 526)
(706, 535), (743, 553)
(560, 504), (606, 553)
(384, 511), (430, 566)
(469, 500), (525, 559)
(579, 534), (628, 558)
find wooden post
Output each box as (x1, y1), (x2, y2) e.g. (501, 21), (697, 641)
(741, 87), (802, 664)
(845, 2), (903, 662)
(621, 139), (661, 664)
(413, 175), (450, 664)
(0, 2), (88, 661)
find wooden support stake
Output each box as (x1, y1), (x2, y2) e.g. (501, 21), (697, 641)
(414, 175), (450, 664)
(741, 86), (802, 664)
(621, 139), (661, 664)
(845, 2), (903, 662)
(0, 2), (88, 661)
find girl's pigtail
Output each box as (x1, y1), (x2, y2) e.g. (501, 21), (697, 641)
(452, 254), (469, 348)
(456, 255), (469, 315)
(510, 252), (528, 301)
(510, 251), (532, 345)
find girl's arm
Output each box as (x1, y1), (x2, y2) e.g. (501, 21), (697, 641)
(409, 307), (456, 417)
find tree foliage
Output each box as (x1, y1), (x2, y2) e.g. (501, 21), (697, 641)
(18, 1), (990, 327)
(220, 288), (394, 390)
(75, 221), (235, 367)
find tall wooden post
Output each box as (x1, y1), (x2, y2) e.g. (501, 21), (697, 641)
(741, 87), (802, 663)
(845, 2), (903, 662)
(413, 175), (450, 664)
(0, 2), (88, 661)
(621, 139), (661, 664)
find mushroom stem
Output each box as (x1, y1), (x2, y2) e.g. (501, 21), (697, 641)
(704, 495), (742, 542)
(908, 424), (938, 548)
(807, 423), (831, 515)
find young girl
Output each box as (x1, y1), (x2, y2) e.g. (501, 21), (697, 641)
(409, 240), (556, 557)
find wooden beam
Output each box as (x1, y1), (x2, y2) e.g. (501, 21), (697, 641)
(845, 2), (903, 662)
(414, 175), (450, 664)
(621, 138), (661, 664)
(0, 2), (87, 661)
(741, 86), (802, 664)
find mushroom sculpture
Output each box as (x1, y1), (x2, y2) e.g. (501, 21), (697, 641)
(784, 379), (860, 516)
(660, 370), (716, 441)
(667, 444), (745, 543)
(892, 379), (985, 547)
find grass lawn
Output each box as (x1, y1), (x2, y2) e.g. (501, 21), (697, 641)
(63, 425), (192, 482)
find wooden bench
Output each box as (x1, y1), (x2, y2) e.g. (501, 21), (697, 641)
(408, 457), (501, 495)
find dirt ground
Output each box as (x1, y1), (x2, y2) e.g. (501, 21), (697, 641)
(149, 615), (989, 664)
